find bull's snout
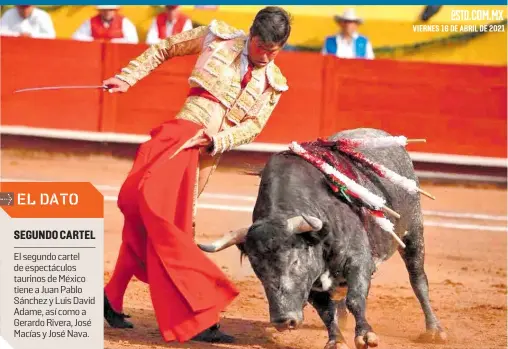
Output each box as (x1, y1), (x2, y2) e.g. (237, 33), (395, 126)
(271, 313), (302, 332)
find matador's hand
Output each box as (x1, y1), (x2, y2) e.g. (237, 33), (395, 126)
(103, 77), (130, 93)
(169, 130), (212, 159)
(183, 130), (212, 150)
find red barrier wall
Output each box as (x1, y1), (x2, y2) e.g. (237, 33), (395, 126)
(321, 56), (507, 157)
(2, 37), (506, 158)
(1, 37), (103, 131)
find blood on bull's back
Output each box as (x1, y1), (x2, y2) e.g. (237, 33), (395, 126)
(329, 128), (423, 263)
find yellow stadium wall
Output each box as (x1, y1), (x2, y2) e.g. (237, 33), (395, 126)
(1, 5), (506, 66)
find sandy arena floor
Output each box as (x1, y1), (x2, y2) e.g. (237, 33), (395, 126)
(1, 149), (507, 349)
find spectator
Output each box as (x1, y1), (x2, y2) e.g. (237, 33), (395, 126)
(72, 5), (138, 44)
(322, 8), (374, 60)
(145, 5), (192, 45)
(0, 5), (56, 39)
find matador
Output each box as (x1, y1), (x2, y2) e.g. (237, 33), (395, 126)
(102, 6), (292, 344)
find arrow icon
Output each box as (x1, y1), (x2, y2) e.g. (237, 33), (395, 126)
(0, 192), (14, 206)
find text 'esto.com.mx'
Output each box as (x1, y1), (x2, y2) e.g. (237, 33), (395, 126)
(413, 8), (506, 33)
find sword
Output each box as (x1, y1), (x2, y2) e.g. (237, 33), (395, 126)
(13, 85), (110, 93)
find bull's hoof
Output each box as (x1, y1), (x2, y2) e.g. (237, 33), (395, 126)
(324, 340), (351, 349)
(354, 332), (378, 349)
(417, 328), (448, 344)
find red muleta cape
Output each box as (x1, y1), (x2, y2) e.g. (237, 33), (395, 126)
(105, 118), (239, 342)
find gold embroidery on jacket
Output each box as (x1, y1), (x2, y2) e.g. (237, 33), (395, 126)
(248, 91), (271, 116)
(266, 61), (289, 92)
(211, 88), (282, 155)
(116, 26), (209, 86)
(209, 19), (246, 39)
(175, 96), (226, 126)
(188, 37), (245, 109)
(225, 66), (266, 124)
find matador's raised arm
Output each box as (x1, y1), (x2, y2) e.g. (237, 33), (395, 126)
(115, 26), (209, 86)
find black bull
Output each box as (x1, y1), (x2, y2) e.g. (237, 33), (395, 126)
(199, 128), (448, 349)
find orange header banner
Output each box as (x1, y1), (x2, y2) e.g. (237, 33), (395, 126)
(0, 182), (104, 219)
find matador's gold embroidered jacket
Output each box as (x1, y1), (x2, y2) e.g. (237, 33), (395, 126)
(115, 19), (289, 156)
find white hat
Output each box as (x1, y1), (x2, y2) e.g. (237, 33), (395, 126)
(334, 8), (363, 24)
(96, 5), (120, 10)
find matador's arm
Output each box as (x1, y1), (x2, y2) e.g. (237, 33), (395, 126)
(209, 90), (283, 156)
(115, 25), (209, 86)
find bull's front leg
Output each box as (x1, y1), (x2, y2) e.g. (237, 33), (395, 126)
(308, 291), (350, 349)
(345, 258), (378, 349)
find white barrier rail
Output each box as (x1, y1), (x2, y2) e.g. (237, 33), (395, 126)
(1, 177), (507, 232)
(1, 125), (507, 169)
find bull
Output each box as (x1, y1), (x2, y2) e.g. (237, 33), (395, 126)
(198, 128), (448, 349)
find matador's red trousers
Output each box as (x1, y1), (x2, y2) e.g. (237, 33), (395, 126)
(104, 119), (239, 342)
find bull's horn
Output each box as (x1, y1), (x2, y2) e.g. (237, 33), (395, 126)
(287, 214), (323, 234)
(197, 227), (249, 253)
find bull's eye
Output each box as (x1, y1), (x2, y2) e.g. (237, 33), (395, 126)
(291, 259), (299, 268)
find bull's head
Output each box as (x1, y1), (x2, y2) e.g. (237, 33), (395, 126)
(198, 214), (329, 332)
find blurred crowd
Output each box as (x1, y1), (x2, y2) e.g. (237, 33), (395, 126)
(0, 5), (375, 60)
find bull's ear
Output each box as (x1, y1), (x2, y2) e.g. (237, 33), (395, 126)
(236, 242), (246, 254)
(236, 243), (248, 265)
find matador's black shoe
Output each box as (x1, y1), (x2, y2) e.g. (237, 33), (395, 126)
(192, 324), (235, 343)
(104, 292), (134, 329)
